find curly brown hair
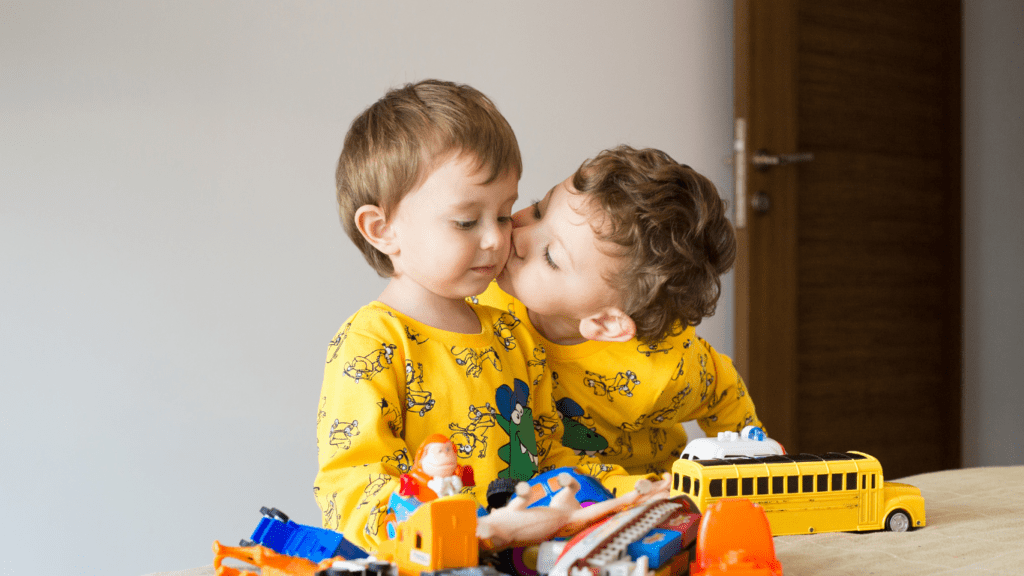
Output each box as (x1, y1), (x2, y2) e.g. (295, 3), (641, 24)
(336, 79), (522, 276)
(571, 145), (736, 343)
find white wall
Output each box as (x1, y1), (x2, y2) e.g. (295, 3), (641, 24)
(0, 2), (735, 575)
(962, 0), (1024, 467)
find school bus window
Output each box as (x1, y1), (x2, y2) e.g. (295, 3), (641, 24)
(726, 478), (739, 497)
(709, 478), (722, 498)
(673, 473), (679, 491)
(862, 474), (867, 490)
(694, 479), (700, 497)
(757, 476), (769, 495)
(803, 475), (814, 493)
(872, 474), (876, 489)
(772, 476), (784, 494)
(742, 477), (754, 496)
(788, 475), (799, 494)
(846, 472), (856, 490)
(832, 473), (843, 490)
(817, 474), (828, 492)
(682, 475), (691, 494)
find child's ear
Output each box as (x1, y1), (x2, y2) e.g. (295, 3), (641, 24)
(578, 307), (637, 343)
(354, 205), (398, 255)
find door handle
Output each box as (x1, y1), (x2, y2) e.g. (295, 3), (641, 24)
(751, 149), (814, 170)
(733, 118), (815, 228)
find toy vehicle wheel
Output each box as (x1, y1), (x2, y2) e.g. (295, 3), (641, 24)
(886, 509), (910, 532)
(486, 477), (520, 511)
(260, 506), (290, 523)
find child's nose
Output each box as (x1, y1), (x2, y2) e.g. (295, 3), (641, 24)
(481, 223), (507, 251)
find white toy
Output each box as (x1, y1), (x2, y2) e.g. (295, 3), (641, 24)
(679, 425), (785, 461)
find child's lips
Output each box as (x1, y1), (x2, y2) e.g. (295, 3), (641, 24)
(471, 265), (496, 274)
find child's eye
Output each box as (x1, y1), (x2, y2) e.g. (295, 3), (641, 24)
(544, 246), (559, 270)
(498, 216), (513, 225)
(454, 220), (477, 230)
(531, 201), (541, 220)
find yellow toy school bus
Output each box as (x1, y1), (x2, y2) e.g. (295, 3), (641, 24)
(670, 451), (925, 536)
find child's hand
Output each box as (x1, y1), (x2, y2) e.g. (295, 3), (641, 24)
(630, 472), (672, 505)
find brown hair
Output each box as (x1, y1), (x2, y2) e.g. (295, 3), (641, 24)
(571, 145), (736, 343)
(336, 79), (522, 276)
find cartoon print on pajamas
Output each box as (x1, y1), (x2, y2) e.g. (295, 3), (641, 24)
(554, 397), (609, 456)
(527, 345), (547, 368)
(665, 338), (693, 380)
(359, 475), (389, 538)
(325, 322), (352, 364)
(637, 340), (673, 357)
(343, 343), (397, 383)
(314, 487), (339, 530)
(377, 398), (402, 436)
(604, 414), (646, 460)
(648, 382), (693, 426)
(583, 369), (641, 401)
(449, 403), (499, 459)
(365, 502), (386, 539)
(697, 352), (715, 402)
(404, 360), (435, 417)
(579, 462), (614, 478)
(405, 325), (428, 345)
(329, 419), (360, 453)
(451, 345), (502, 377)
(382, 448), (412, 475)
(495, 378), (539, 480)
(492, 311), (521, 351)
(357, 474), (390, 511)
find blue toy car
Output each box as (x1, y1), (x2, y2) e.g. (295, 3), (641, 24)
(244, 506), (368, 562)
(524, 467), (616, 507)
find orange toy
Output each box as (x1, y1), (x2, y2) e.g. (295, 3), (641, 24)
(377, 496), (480, 576)
(691, 499), (782, 576)
(212, 541), (338, 576)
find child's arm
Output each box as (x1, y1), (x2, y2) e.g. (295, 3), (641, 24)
(314, 327), (408, 553)
(680, 336), (763, 437)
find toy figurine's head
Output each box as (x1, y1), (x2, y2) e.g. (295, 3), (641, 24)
(414, 433), (459, 478)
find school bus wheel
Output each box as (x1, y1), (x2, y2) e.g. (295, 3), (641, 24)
(886, 509), (911, 532)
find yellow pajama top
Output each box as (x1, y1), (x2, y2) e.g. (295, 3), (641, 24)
(314, 301), (648, 553)
(475, 283), (763, 476)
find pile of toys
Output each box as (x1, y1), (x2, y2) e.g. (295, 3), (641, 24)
(211, 428), (927, 576)
(212, 468), (782, 576)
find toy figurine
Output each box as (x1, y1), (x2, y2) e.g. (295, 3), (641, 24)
(399, 434), (476, 501)
(386, 434), (481, 538)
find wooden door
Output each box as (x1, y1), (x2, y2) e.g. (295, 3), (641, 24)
(733, 0), (962, 479)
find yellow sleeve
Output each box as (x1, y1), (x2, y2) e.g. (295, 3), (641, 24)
(314, 324), (407, 553)
(681, 336), (763, 437)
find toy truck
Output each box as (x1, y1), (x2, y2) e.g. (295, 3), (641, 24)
(245, 506), (368, 563)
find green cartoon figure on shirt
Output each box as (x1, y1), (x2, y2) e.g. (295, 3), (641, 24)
(495, 378), (539, 480)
